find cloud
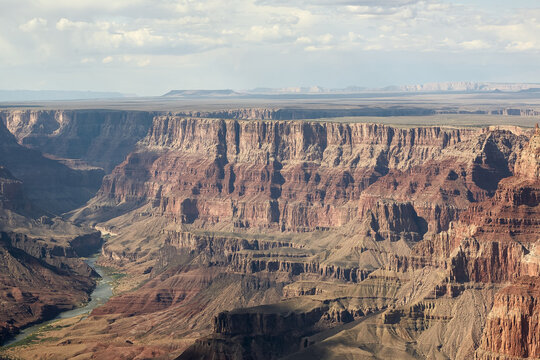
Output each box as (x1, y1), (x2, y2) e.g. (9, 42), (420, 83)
(81, 57), (95, 64)
(14, 0), (533, 63)
(304, 45), (333, 51)
(2, 0), (540, 94)
(19, 17), (47, 32)
(460, 40), (490, 50)
(56, 18), (88, 30)
(506, 41), (536, 52)
(244, 25), (294, 42)
(256, 0), (420, 7)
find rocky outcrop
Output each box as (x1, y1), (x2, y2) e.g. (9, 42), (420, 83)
(466, 130), (540, 359)
(514, 124), (540, 180)
(364, 200), (427, 241)
(476, 276), (540, 359)
(0, 231), (96, 344)
(447, 129), (540, 283)
(0, 167), (27, 212)
(86, 117), (478, 232)
(213, 301), (328, 336)
(179, 300), (329, 360)
(359, 130), (528, 235)
(0, 119), (103, 214)
(0, 110), (155, 173)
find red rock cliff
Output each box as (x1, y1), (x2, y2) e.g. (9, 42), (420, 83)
(92, 117), (477, 232)
(476, 276), (540, 359)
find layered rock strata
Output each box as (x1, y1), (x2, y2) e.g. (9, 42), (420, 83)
(0, 231), (98, 344)
(0, 110), (154, 173)
(1, 109), (538, 359)
(87, 117), (480, 233)
(0, 119), (103, 214)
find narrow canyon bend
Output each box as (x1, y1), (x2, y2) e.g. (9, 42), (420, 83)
(0, 103), (539, 360)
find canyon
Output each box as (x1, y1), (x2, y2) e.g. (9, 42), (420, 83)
(0, 101), (538, 360)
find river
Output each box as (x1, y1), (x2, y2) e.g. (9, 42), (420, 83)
(2, 255), (114, 347)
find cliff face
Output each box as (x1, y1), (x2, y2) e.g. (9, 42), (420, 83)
(0, 119), (104, 214)
(0, 110), (154, 173)
(0, 167), (26, 213)
(471, 131), (540, 360)
(0, 231), (98, 344)
(179, 300), (331, 360)
(168, 126), (538, 360)
(476, 277), (540, 359)
(88, 117), (477, 233)
(2, 107), (538, 359)
(452, 130), (540, 283)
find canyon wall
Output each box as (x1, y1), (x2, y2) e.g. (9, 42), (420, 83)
(0, 231), (99, 343)
(0, 108), (538, 360)
(0, 118), (104, 214)
(0, 110), (155, 173)
(476, 276), (540, 359)
(89, 117), (482, 233)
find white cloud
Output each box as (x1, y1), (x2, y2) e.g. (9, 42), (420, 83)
(295, 36), (312, 44)
(506, 41), (536, 51)
(137, 58), (151, 67)
(477, 20), (540, 52)
(19, 18), (47, 32)
(81, 57), (95, 64)
(244, 25), (294, 42)
(1, 0), (540, 94)
(318, 33), (333, 44)
(304, 44), (333, 51)
(122, 28), (163, 47)
(460, 40), (490, 50)
(56, 18), (88, 30)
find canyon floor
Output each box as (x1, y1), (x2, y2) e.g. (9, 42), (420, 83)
(0, 93), (538, 360)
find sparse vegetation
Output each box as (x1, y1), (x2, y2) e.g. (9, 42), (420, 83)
(100, 266), (127, 294)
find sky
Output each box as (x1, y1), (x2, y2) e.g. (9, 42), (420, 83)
(0, 0), (539, 96)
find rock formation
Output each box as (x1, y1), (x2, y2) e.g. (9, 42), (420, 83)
(476, 276), (540, 359)
(0, 231), (99, 343)
(0, 119), (104, 215)
(0, 108), (538, 360)
(0, 110), (154, 173)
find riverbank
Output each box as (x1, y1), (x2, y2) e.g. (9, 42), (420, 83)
(1, 255), (114, 349)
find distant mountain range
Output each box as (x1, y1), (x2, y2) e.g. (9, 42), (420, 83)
(388, 82), (540, 93)
(162, 82), (540, 97)
(2, 82), (539, 102)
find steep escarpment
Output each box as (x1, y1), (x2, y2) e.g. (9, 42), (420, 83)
(0, 231), (99, 344)
(170, 126), (537, 359)
(179, 299), (329, 360)
(0, 167), (27, 213)
(0, 119), (103, 214)
(476, 276), (540, 359)
(175, 107), (540, 120)
(449, 129), (540, 283)
(0, 109), (154, 173)
(468, 131), (540, 360)
(82, 117), (477, 233)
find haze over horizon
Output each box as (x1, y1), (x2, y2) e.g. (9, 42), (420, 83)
(1, 0), (539, 96)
